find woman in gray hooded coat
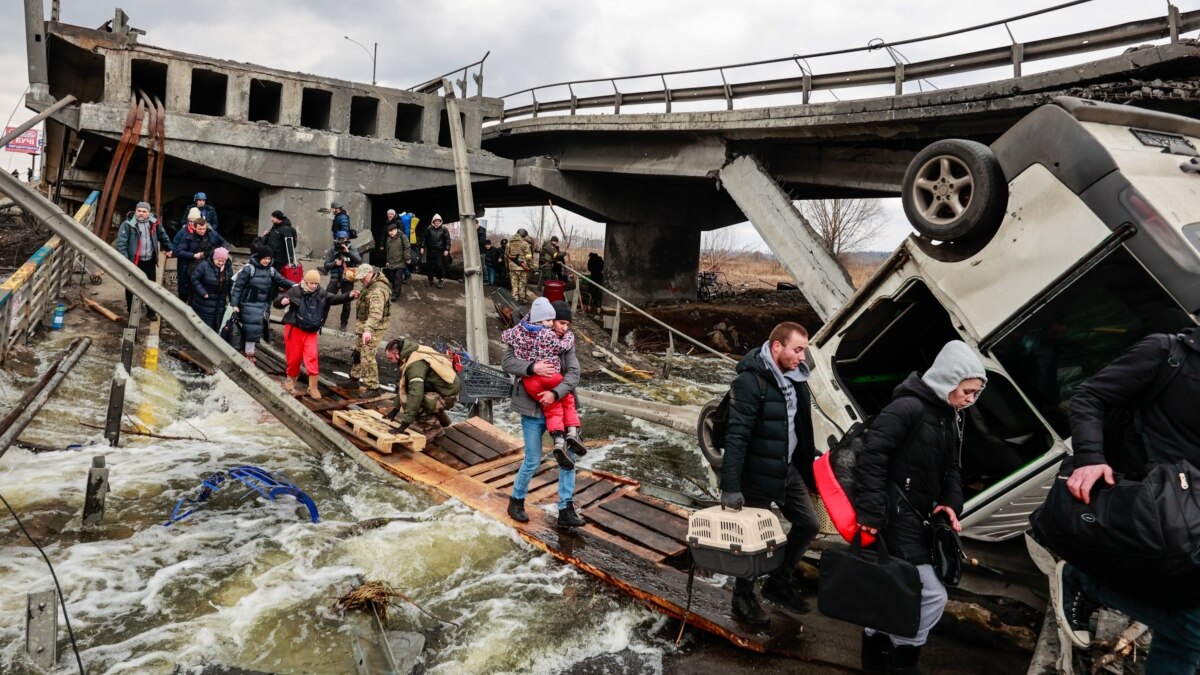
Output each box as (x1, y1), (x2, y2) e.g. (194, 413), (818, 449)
(853, 340), (987, 674)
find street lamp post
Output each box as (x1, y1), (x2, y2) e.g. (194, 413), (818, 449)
(343, 36), (377, 86)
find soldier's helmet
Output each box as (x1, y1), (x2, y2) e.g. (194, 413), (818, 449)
(516, 228), (528, 237)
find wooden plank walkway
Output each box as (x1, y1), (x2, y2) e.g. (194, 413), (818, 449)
(244, 356), (806, 654)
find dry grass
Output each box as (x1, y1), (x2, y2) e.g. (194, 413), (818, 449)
(706, 253), (884, 291)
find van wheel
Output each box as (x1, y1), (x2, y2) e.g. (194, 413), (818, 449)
(697, 397), (723, 470)
(902, 139), (1008, 243)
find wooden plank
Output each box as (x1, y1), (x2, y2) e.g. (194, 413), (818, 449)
(455, 419), (522, 453)
(425, 448), (468, 470)
(434, 433), (488, 465)
(625, 490), (695, 520)
(462, 453), (525, 478)
(476, 458), (538, 485)
(584, 506), (687, 558)
(442, 426), (501, 461)
(527, 473), (600, 505)
(573, 479), (621, 509)
(490, 462), (553, 491)
(304, 393), (391, 413)
(525, 467), (561, 493)
(600, 496), (687, 542)
(576, 523), (666, 563)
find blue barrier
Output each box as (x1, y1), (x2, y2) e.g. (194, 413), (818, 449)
(164, 465), (319, 526)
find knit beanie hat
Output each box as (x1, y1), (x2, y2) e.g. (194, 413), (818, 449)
(271, 209), (286, 220)
(136, 201), (152, 212)
(552, 300), (572, 321)
(212, 247), (229, 261)
(188, 207), (202, 221)
(303, 269), (321, 284)
(921, 340), (987, 405)
(529, 297), (555, 323)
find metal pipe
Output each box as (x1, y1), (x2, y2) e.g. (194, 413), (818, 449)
(0, 337), (91, 460)
(559, 261), (736, 365)
(0, 94), (76, 148)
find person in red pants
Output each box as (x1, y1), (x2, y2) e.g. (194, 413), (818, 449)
(274, 269), (358, 398)
(500, 297), (587, 469)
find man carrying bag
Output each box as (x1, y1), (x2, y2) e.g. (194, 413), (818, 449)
(1036, 328), (1200, 674)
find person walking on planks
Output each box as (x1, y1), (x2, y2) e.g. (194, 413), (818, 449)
(275, 269), (358, 399)
(190, 246), (232, 333)
(505, 299), (586, 528)
(115, 201), (173, 319)
(173, 214), (227, 304)
(420, 214), (451, 288)
(231, 246), (294, 365)
(382, 337), (461, 434)
(719, 321), (821, 627)
(349, 264), (390, 395)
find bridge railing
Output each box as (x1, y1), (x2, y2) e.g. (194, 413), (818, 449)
(409, 52), (490, 98)
(494, 2), (1199, 122)
(0, 191), (97, 363)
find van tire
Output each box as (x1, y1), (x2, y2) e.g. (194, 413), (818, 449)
(902, 139), (1008, 243)
(697, 397), (723, 470)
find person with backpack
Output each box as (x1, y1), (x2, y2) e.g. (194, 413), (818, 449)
(264, 210), (297, 274)
(231, 246), (294, 365)
(274, 269), (358, 398)
(719, 321), (822, 627)
(1050, 328), (1200, 674)
(853, 340), (986, 674)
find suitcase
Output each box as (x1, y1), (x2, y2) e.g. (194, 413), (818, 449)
(281, 236), (304, 283)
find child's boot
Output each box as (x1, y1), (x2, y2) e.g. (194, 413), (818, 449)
(565, 427), (588, 457)
(550, 432), (575, 470)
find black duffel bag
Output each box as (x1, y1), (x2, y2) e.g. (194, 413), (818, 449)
(818, 530), (923, 638)
(1030, 457), (1200, 609)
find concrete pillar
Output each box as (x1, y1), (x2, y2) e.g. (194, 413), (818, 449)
(603, 222), (699, 305)
(227, 72), (250, 122)
(103, 50), (130, 104)
(165, 60), (190, 112)
(24, 0), (50, 103)
(378, 98), (398, 141)
(718, 154), (853, 321)
(463, 104), (482, 149)
(329, 90), (351, 135)
(260, 188), (369, 260)
(420, 103), (441, 145)
(279, 81), (302, 127)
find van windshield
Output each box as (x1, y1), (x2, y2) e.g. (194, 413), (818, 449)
(990, 246), (1189, 437)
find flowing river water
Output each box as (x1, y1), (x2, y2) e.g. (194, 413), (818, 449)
(0, 329), (733, 674)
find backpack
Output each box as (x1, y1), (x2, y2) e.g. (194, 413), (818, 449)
(708, 372), (769, 459)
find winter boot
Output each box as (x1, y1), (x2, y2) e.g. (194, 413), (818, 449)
(507, 497), (529, 523)
(860, 631), (892, 673)
(283, 378), (297, 395)
(244, 352), (257, 366)
(550, 432), (574, 470)
(565, 427), (588, 457)
(557, 501), (585, 528)
(889, 645), (924, 675)
(761, 573), (811, 614)
(731, 585), (770, 628)
(436, 411), (454, 429)
(308, 377), (322, 400)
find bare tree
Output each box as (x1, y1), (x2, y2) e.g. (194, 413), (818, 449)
(797, 198), (885, 260)
(700, 226), (753, 271)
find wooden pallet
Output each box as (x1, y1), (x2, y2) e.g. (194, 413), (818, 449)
(331, 409), (427, 453)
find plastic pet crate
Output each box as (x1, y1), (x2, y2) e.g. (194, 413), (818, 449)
(687, 505), (784, 579)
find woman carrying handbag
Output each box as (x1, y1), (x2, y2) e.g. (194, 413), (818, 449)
(853, 340), (986, 674)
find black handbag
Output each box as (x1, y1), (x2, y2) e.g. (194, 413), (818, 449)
(818, 530), (923, 638)
(930, 514), (964, 587)
(220, 313), (244, 351)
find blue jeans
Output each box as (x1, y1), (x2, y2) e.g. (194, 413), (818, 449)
(511, 413), (575, 511)
(484, 264), (496, 285)
(1071, 564), (1200, 674)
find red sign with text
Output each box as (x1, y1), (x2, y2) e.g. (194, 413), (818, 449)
(4, 128), (42, 154)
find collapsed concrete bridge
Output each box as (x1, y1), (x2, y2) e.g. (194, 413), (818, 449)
(23, 0), (1200, 313)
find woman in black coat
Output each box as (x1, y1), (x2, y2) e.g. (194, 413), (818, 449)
(854, 340), (986, 674)
(231, 247), (294, 363)
(190, 247), (232, 332)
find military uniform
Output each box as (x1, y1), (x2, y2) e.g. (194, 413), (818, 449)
(539, 240), (563, 279)
(507, 236), (534, 300)
(394, 341), (462, 427)
(351, 274), (392, 388)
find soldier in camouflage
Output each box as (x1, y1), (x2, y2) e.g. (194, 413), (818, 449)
(382, 337), (462, 434)
(507, 228), (534, 301)
(350, 264), (391, 393)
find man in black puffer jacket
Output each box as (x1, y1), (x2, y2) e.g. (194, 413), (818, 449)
(720, 321), (822, 627)
(855, 340), (986, 674)
(1049, 328), (1200, 672)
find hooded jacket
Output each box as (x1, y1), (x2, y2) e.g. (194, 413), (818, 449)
(502, 332), (580, 418)
(231, 258), (293, 344)
(179, 202), (218, 231)
(855, 341), (986, 563)
(719, 347), (818, 503)
(394, 340), (462, 425)
(274, 283), (352, 332)
(115, 214), (172, 262)
(189, 258), (232, 325)
(173, 226), (228, 281)
(265, 218), (298, 269)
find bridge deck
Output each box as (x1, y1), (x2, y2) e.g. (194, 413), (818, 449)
(243, 346), (806, 654)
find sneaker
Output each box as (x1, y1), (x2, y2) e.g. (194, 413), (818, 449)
(557, 502), (585, 528)
(732, 591), (770, 628)
(565, 428), (588, 457)
(761, 575), (811, 614)
(1051, 561), (1099, 648)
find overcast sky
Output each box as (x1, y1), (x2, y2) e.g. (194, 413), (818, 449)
(2, 0), (1194, 251)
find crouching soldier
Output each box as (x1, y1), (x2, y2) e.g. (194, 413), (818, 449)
(383, 337), (462, 436)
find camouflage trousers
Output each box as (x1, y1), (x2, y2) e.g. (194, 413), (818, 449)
(351, 335), (379, 388)
(509, 268), (528, 301)
(407, 392), (459, 436)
